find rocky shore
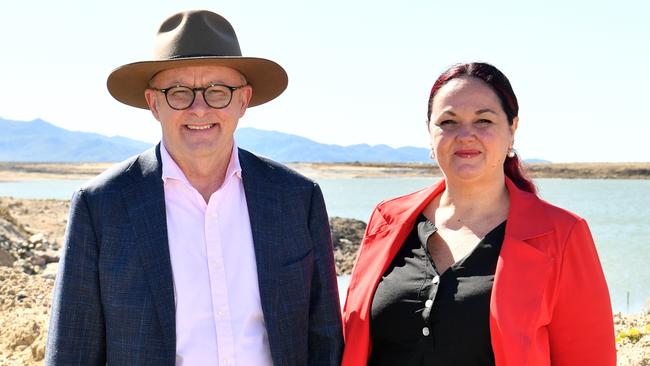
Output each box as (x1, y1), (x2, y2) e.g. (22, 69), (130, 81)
(1, 197), (649, 365)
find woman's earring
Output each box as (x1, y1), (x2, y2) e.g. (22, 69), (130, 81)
(429, 149), (436, 160)
(507, 148), (516, 158)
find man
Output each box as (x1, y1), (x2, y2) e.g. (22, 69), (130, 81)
(45, 10), (343, 365)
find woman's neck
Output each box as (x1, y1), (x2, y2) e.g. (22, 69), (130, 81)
(427, 174), (510, 232)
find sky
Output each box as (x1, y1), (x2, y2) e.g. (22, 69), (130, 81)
(1, 0), (648, 162)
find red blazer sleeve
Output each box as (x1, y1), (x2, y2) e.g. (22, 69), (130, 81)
(548, 218), (616, 365)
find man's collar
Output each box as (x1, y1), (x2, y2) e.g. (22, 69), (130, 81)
(160, 141), (242, 187)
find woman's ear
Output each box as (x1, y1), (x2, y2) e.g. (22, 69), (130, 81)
(511, 116), (519, 135)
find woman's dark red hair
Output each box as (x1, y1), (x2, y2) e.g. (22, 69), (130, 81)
(427, 62), (537, 195)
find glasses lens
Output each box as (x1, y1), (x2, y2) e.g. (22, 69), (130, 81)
(166, 86), (194, 109)
(204, 85), (232, 108)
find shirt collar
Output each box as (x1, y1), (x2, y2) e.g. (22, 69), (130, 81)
(160, 141), (242, 186)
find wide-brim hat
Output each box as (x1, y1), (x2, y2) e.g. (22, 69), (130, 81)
(107, 10), (288, 109)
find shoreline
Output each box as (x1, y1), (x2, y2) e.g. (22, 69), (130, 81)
(1, 161), (649, 181)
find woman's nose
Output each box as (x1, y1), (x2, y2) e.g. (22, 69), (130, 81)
(456, 124), (475, 141)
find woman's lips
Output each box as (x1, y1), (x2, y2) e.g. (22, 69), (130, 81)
(454, 150), (481, 158)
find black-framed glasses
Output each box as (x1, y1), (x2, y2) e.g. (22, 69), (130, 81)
(151, 83), (247, 110)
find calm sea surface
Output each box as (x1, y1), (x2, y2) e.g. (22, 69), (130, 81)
(1, 177), (648, 312)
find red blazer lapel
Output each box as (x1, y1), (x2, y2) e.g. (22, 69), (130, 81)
(490, 178), (555, 366)
(342, 180), (446, 365)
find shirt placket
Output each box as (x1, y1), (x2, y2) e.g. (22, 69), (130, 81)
(204, 191), (236, 365)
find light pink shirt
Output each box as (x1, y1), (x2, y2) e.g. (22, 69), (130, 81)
(161, 142), (273, 366)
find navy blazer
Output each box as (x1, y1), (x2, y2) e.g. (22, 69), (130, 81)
(45, 145), (343, 365)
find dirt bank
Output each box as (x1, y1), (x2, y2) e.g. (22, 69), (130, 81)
(0, 267), (53, 365)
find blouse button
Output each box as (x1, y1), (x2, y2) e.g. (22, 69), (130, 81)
(425, 299), (433, 308)
(432, 275), (440, 285)
(422, 327), (430, 336)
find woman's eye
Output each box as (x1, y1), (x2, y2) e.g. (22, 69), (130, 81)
(437, 120), (456, 127)
(476, 119), (492, 126)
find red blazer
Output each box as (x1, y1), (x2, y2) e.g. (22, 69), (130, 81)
(342, 178), (616, 366)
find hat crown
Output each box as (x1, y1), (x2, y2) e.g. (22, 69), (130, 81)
(107, 9), (287, 109)
(153, 10), (242, 60)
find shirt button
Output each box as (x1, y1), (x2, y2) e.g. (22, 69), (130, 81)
(422, 327), (430, 336)
(425, 299), (433, 308)
(432, 275), (440, 285)
(223, 358), (232, 365)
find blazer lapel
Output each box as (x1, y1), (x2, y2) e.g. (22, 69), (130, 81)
(122, 145), (176, 356)
(490, 178), (555, 366)
(347, 180), (445, 307)
(343, 181), (445, 361)
(238, 149), (284, 361)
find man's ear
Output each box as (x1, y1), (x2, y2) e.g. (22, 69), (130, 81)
(237, 85), (253, 118)
(144, 89), (161, 121)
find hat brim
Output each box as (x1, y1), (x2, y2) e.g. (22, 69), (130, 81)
(106, 57), (288, 109)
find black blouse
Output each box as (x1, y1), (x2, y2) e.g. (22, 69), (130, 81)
(369, 214), (506, 366)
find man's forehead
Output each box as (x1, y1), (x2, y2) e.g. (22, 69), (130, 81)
(151, 65), (245, 83)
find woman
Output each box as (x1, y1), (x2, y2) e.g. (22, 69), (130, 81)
(342, 63), (615, 365)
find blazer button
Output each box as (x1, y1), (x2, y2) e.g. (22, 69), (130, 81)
(422, 327), (430, 336)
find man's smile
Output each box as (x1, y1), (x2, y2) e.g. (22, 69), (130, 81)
(185, 123), (216, 130)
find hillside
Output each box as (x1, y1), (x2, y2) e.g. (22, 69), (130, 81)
(234, 127), (431, 162)
(0, 118), (432, 163)
(0, 118), (152, 162)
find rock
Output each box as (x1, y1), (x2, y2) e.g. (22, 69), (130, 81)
(0, 247), (15, 267)
(31, 249), (59, 264)
(329, 216), (366, 275)
(40, 263), (58, 280)
(28, 233), (45, 245)
(30, 255), (46, 268)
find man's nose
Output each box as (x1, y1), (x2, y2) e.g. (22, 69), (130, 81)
(188, 90), (211, 113)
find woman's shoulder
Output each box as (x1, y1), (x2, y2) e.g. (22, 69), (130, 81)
(508, 179), (586, 229)
(372, 184), (440, 217)
(513, 190), (593, 253)
(362, 182), (444, 236)
(377, 185), (436, 209)
(531, 193), (586, 227)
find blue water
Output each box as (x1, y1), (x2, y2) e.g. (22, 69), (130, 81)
(1, 177), (648, 313)
(0, 179), (84, 200)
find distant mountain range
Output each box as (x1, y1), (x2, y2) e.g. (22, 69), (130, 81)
(0, 118), (433, 163)
(0, 117), (549, 163)
(0, 118), (153, 162)
(234, 127), (431, 163)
